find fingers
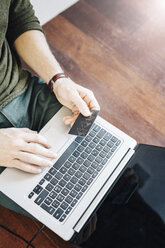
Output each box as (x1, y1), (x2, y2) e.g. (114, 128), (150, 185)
(71, 90), (91, 117)
(18, 151), (53, 168)
(13, 159), (42, 174)
(79, 88), (100, 111)
(23, 133), (51, 149)
(23, 142), (57, 159)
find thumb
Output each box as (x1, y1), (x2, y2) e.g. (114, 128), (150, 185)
(72, 91), (91, 117)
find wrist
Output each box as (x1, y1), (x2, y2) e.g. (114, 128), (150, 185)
(48, 73), (68, 93)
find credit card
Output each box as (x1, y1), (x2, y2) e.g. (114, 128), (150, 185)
(68, 110), (100, 137)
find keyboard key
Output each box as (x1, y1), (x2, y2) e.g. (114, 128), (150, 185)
(65, 207), (72, 215)
(111, 136), (118, 143)
(68, 156), (76, 163)
(107, 141), (114, 148)
(92, 171), (98, 178)
(72, 163), (80, 170)
(70, 176), (78, 184)
(80, 152), (88, 159)
(107, 152), (113, 159)
(87, 167), (94, 174)
(75, 136), (83, 143)
(77, 145), (84, 152)
(53, 208), (64, 219)
(73, 151), (80, 158)
(64, 161), (72, 168)
(66, 182), (74, 190)
(45, 183), (54, 191)
(49, 191), (57, 199)
(79, 178), (86, 186)
(111, 146), (117, 152)
(65, 196), (73, 204)
(61, 188), (69, 196)
(103, 133), (112, 141)
(116, 140), (121, 146)
(63, 174), (71, 181)
(89, 131), (95, 137)
(87, 155), (95, 162)
(91, 162), (98, 169)
(99, 151), (106, 158)
(93, 124), (101, 132)
(59, 214), (67, 222)
(74, 184), (82, 192)
(85, 147), (92, 154)
(75, 171), (82, 178)
(91, 149), (99, 156)
(103, 146), (110, 153)
(34, 190), (49, 205)
(100, 139), (106, 146)
(68, 168), (75, 176)
(97, 129), (106, 138)
(79, 165), (86, 173)
(59, 179), (67, 187)
(76, 192), (83, 200)
(102, 158), (108, 165)
(71, 199), (78, 207)
(89, 142), (96, 149)
(52, 200), (60, 208)
(28, 192), (34, 199)
(93, 137), (100, 144)
(95, 156), (102, 164)
(85, 135), (92, 142)
(44, 173), (52, 182)
(44, 197), (52, 205)
(41, 203), (55, 215)
(82, 185), (88, 192)
(83, 160), (91, 167)
(76, 157), (84, 165)
(57, 194), (65, 202)
(59, 166), (67, 174)
(87, 178), (93, 185)
(55, 172), (63, 180)
(83, 172), (90, 180)
(81, 141), (88, 147)
(50, 178), (58, 186)
(54, 141), (78, 170)
(39, 179), (45, 185)
(60, 202), (69, 210)
(70, 189), (77, 198)
(95, 144), (102, 151)
(49, 167), (56, 175)
(97, 165), (103, 172)
(54, 185), (62, 193)
(33, 185), (43, 194)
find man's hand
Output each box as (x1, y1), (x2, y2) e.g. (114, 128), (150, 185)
(0, 128), (57, 174)
(53, 77), (100, 126)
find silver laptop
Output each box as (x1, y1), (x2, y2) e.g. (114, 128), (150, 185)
(0, 106), (136, 241)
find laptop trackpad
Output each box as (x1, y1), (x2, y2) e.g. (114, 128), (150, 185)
(43, 126), (70, 153)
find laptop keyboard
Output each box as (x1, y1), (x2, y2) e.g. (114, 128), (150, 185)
(28, 123), (122, 223)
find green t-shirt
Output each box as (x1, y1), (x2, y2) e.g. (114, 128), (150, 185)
(0, 0), (43, 110)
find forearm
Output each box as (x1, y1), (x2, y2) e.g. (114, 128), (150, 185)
(14, 30), (63, 83)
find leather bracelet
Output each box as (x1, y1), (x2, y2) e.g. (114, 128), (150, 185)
(48, 73), (68, 92)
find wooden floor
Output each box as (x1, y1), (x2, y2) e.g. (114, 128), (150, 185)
(1, 0), (165, 247)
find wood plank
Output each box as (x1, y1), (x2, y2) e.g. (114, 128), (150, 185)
(44, 15), (165, 145)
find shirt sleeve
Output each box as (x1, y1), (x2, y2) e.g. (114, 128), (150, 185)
(7, 0), (44, 45)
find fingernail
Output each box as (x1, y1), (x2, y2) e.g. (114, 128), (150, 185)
(36, 168), (42, 173)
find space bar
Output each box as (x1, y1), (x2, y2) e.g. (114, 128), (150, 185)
(53, 141), (78, 170)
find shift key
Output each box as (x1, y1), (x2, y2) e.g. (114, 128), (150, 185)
(34, 189), (49, 205)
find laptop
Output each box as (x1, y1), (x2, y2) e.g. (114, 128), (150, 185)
(0, 106), (136, 241)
